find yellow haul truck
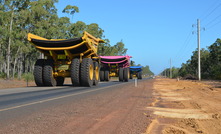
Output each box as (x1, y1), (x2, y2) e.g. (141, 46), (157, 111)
(28, 31), (104, 87)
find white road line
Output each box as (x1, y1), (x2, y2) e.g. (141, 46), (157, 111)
(0, 82), (128, 112)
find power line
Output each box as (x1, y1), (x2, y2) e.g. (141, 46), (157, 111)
(204, 13), (221, 27)
(201, 1), (221, 22)
(206, 20), (221, 30)
(176, 30), (192, 56)
(177, 37), (195, 64)
(174, 28), (193, 58)
(173, 27), (194, 65)
(199, 0), (219, 19)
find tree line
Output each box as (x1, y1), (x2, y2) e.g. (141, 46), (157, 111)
(0, 0), (153, 79)
(161, 38), (221, 80)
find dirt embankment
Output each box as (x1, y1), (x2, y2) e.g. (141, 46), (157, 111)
(0, 79), (35, 89)
(146, 78), (221, 134)
(0, 78), (72, 89)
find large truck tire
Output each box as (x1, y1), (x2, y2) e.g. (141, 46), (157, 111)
(56, 77), (65, 86)
(81, 58), (94, 87)
(93, 62), (99, 86)
(123, 68), (129, 82)
(100, 67), (104, 81)
(43, 59), (56, 86)
(70, 58), (81, 86)
(130, 72), (133, 79)
(119, 67), (124, 82)
(34, 59), (45, 86)
(138, 71), (142, 79)
(104, 70), (110, 81)
(100, 70), (104, 81)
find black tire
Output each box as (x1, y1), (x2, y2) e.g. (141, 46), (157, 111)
(34, 59), (45, 86)
(70, 58), (81, 86)
(138, 71), (142, 79)
(130, 72), (133, 79)
(93, 62), (99, 86)
(104, 70), (110, 81)
(80, 58), (94, 87)
(43, 59), (56, 86)
(119, 67), (124, 82)
(137, 72), (140, 79)
(56, 77), (65, 86)
(123, 68), (129, 82)
(100, 67), (104, 81)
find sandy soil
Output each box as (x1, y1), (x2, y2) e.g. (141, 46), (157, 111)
(145, 78), (221, 134)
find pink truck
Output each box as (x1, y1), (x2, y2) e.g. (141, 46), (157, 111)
(99, 55), (132, 82)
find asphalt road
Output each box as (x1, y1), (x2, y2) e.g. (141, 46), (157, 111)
(0, 79), (147, 119)
(0, 78), (153, 134)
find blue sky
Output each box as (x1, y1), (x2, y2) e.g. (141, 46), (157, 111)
(55, 0), (221, 75)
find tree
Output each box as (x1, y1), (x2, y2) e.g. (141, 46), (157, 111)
(0, 0), (62, 79)
(86, 23), (104, 38)
(69, 21), (86, 37)
(62, 5), (79, 16)
(97, 39), (113, 56)
(142, 65), (154, 76)
(130, 60), (135, 66)
(108, 40), (128, 56)
(207, 38), (221, 79)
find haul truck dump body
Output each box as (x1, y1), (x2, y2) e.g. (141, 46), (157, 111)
(28, 31), (104, 87)
(129, 66), (142, 79)
(99, 55), (132, 82)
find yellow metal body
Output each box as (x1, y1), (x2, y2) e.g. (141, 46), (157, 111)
(28, 31), (104, 60)
(28, 31), (104, 78)
(109, 72), (117, 77)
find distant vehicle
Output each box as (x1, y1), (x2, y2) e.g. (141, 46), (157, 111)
(99, 56), (132, 82)
(129, 66), (142, 79)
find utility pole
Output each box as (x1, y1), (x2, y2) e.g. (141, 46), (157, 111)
(197, 19), (201, 81)
(170, 58), (172, 78)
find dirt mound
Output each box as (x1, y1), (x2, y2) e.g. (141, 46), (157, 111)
(145, 78), (221, 134)
(183, 74), (197, 80)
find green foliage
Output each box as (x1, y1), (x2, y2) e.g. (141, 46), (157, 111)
(22, 72), (34, 87)
(207, 38), (221, 79)
(178, 47), (217, 79)
(130, 60), (135, 66)
(0, 72), (6, 79)
(161, 67), (179, 78)
(62, 5), (79, 15)
(111, 41), (128, 56)
(142, 65), (154, 76)
(97, 40), (128, 56)
(162, 38), (221, 80)
(22, 72), (34, 81)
